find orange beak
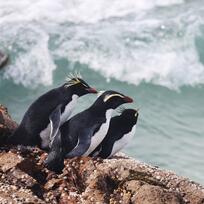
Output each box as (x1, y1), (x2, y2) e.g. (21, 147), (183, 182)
(124, 96), (133, 103)
(86, 87), (98, 93)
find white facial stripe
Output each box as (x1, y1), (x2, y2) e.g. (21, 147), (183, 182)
(135, 112), (138, 117)
(104, 94), (124, 102)
(82, 83), (88, 87)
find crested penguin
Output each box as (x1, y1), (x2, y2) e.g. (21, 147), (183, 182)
(90, 108), (139, 159)
(45, 90), (133, 173)
(8, 74), (97, 150)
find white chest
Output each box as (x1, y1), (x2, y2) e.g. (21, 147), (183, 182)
(109, 125), (136, 158)
(60, 94), (78, 124)
(83, 109), (113, 156)
(40, 94), (78, 149)
(40, 124), (51, 149)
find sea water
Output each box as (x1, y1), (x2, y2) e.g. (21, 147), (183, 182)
(0, 0), (204, 184)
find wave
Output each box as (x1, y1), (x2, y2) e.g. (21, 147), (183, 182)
(0, 0), (184, 24)
(0, 0), (204, 89)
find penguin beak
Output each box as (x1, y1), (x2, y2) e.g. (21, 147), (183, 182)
(86, 87), (98, 93)
(123, 96), (133, 103)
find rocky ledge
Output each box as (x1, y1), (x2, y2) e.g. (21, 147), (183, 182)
(0, 104), (204, 204)
(0, 51), (9, 69)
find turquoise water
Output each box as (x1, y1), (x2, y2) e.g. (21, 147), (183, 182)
(0, 0), (204, 184)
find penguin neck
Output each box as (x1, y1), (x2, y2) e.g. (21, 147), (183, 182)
(117, 116), (137, 132)
(90, 104), (113, 118)
(60, 86), (79, 102)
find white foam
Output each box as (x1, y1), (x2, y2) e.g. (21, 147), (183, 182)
(0, 0), (184, 24)
(57, 4), (204, 89)
(1, 0), (204, 89)
(2, 25), (55, 87)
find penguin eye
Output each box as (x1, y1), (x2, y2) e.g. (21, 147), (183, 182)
(135, 112), (138, 117)
(104, 94), (124, 102)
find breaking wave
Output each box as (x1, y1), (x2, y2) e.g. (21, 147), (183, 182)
(0, 0), (204, 89)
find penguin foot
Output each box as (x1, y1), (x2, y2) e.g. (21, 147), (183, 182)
(45, 163), (63, 174)
(44, 160), (64, 174)
(44, 151), (64, 174)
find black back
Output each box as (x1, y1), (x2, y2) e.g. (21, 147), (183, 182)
(60, 109), (106, 153)
(9, 87), (71, 145)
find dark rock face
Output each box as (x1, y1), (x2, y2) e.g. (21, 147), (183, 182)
(0, 105), (18, 145)
(0, 104), (204, 204)
(0, 51), (9, 69)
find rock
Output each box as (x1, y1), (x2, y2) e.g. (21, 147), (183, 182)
(0, 182), (45, 204)
(133, 184), (184, 204)
(0, 149), (203, 204)
(0, 149), (46, 203)
(0, 51), (9, 69)
(0, 105), (204, 204)
(0, 152), (23, 172)
(44, 178), (62, 190)
(0, 104), (18, 145)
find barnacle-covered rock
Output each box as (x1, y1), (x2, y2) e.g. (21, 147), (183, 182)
(0, 104), (204, 204)
(0, 104), (17, 145)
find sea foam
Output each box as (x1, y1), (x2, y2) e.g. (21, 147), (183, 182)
(0, 0), (204, 89)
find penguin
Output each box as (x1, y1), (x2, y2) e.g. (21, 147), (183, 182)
(90, 108), (139, 159)
(45, 90), (133, 173)
(8, 74), (97, 150)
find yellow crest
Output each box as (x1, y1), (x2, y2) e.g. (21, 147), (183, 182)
(135, 108), (140, 117)
(104, 94), (124, 102)
(65, 72), (82, 88)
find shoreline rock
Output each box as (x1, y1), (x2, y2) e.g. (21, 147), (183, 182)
(0, 104), (204, 204)
(0, 105), (18, 145)
(0, 51), (9, 69)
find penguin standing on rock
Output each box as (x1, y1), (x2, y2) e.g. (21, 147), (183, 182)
(8, 74), (97, 150)
(90, 108), (139, 159)
(45, 90), (133, 173)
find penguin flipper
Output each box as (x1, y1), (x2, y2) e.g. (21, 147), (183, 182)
(45, 131), (64, 173)
(65, 129), (92, 158)
(49, 104), (62, 148)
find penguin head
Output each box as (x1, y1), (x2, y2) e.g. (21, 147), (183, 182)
(64, 77), (97, 96)
(120, 108), (139, 124)
(96, 90), (133, 110)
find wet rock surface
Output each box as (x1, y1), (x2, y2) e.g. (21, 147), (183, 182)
(0, 105), (18, 145)
(0, 104), (204, 204)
